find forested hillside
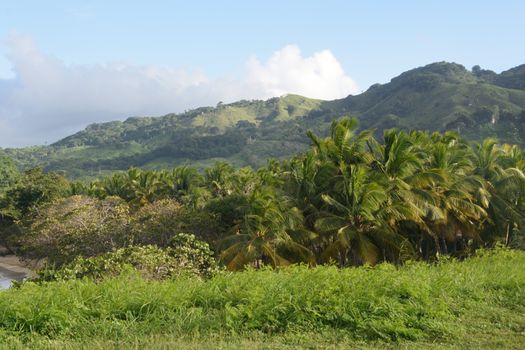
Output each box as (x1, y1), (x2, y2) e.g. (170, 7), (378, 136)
(3, 62), (525, 179)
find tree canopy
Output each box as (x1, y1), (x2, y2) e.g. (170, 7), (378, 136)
(1, 117), (525, 273)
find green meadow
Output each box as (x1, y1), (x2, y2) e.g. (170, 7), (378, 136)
(1, 249), (524, 349)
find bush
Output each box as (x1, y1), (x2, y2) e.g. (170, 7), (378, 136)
(130, 199), (185, 246)
(0, 168), (69, 220)
(130, 199), (220, 246)
(37, 234), (218, 281)
(169, 233), (218, 277)
(17, 195), (131, 265)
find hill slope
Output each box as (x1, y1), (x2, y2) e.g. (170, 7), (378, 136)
(332, 62), (525, 140)
(3, 62), (525, 179)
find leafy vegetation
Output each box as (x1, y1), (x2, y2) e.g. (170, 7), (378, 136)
(1, 117), (524, 273)
(3, 62), (525, 179)
(1, 113), (525, 348)
(1, 249), (525, 349)
(0, 154), (18, 191)
(36, 234), (218, 282)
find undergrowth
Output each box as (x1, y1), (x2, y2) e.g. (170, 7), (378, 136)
(0, 249), (524, 348)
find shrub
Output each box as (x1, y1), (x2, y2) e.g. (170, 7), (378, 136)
(168, 233), (218, 277)
(130, 199), (220, 246)
(17, 195), (131, 265)
(130, 199), (184, 246)
(37, 234), (218, 281)
(0, 168), (69, 220)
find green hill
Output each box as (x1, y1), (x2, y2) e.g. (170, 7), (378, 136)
(3, 62), (525, 179)
(333, 62), (525, 140)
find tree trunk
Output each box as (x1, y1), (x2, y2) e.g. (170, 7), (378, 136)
(424, 238), (430, 260)
(441, 238), (448, 254)
(505, 222), (512, 247)
(434, 236), (442, 257)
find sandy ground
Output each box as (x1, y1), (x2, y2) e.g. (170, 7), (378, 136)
(0, 254), (33, 276)
(0, 246), (34, 288)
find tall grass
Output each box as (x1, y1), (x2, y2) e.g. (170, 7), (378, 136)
(1, 249), (524, 348)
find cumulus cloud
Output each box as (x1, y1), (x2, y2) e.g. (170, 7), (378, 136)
(246, 45), (358, 100)
(0, 35), (359, 147)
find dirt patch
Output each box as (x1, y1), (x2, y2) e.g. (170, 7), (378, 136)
(0, 246), (35, 289)
(0, 254), (34, 276)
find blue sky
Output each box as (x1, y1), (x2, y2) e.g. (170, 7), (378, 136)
(0, 0), (524, 146)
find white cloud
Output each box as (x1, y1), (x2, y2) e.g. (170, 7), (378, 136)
(0, 35), (359, 147)
(246, 45), (358, 100)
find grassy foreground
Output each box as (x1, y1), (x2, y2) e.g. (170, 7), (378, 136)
(1, 249), (525, 349)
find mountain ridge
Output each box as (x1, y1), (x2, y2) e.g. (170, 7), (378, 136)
(3, 61), (525, 179)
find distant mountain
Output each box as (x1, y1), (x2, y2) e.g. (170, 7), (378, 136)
(494, 64), (525, 90)
(333, 62), (525, 138)
(4, 62), (525, 179)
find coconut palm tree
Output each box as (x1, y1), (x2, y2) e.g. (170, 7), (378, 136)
(307, 117), (374, 167)
(474, 140), (525, 246)
(219, 186), (313, 270)
(314, 164), (410, 265)
(158, 166), (207, 208)
(102, 172), (133, 201)
(127, 169), (161, 207)
(205, 162), (235, 197)
(424, 137), (488, 255)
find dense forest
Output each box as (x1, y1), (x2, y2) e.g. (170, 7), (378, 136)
(1, 117), (524, 276)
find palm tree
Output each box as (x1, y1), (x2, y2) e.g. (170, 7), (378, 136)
(102, 172), (133, 201)
(127, 169), (161, 207)
(219, 187), (313, 270)
(365, 129), (441, 259)
(294, 122), (423, 265)
(424, 137), (488, 255)
(314, 163), (412, 266)
(307, 117), (374, 167)
(474, 140), (525, 246)
(158, 166), (206, 208)
(205, 162), (235, 197)
(284, 152), (334, 227)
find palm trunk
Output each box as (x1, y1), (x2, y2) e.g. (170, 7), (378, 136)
(434, 236), (442, 257)
(417, 237), (423, 258)
(441, 238), (448, 254)
(505, 222), (512, 247)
